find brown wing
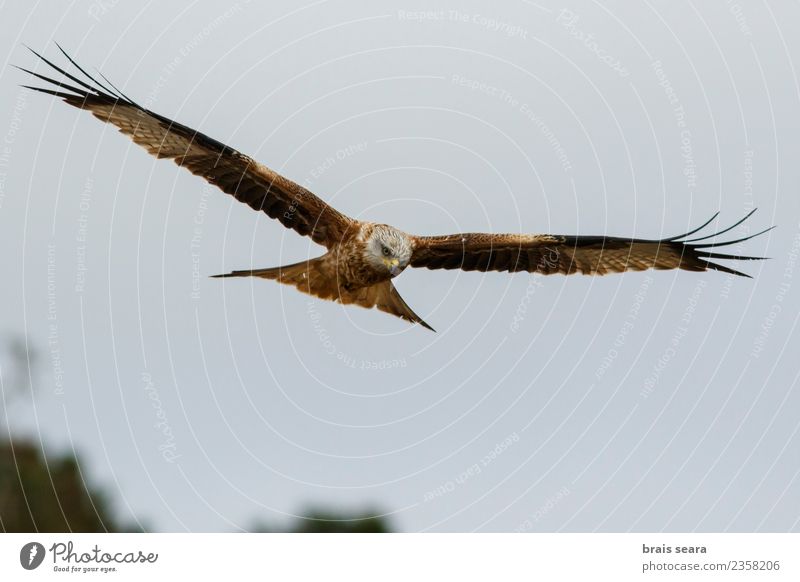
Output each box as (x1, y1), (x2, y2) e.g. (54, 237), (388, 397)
(20, 46), (355, 248)
(345, 281), (435, 332)
(409, 212), (770, 277)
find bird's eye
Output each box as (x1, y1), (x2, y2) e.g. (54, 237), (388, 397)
(382, 246), (391, 256)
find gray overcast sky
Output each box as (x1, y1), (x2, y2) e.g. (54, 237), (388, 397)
(1, 0), (798, 532)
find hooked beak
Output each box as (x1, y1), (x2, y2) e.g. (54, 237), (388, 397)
(386, 258), (401, 277)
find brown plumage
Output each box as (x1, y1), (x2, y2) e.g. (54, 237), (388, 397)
(20, 47), (772, 332)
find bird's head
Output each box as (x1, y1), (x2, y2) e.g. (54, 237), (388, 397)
(365, 224), (413, 277)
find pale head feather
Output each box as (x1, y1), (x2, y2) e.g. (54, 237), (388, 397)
(362, 224), (413, 274)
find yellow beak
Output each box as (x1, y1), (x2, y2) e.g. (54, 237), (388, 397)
(384, 258), (401, 277)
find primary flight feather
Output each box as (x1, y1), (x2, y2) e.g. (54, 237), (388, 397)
(20, 47), (771, 332)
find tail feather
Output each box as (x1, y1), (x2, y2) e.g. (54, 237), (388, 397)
(351, 282), (435, 332)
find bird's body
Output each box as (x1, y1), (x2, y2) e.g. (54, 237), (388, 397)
(20, 47), (771, 332)
(216, 221), (428, 327)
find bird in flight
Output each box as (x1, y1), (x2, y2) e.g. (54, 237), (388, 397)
(20, 47), (770, 332)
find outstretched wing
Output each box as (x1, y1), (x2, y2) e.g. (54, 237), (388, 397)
(18, 46), (355, 248)
(339, 281), (434, 332)
(370, 282), (435, 332)
(409, 211), (771, 278)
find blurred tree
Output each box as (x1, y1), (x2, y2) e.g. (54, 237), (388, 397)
(0, 441), (128, 532)
(0, 335), (138, 532)
(251, 507), (392, 533)
(294, 508), (392, 533)
(1, 335), (388, 533)
(0, 334), (37, 414)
